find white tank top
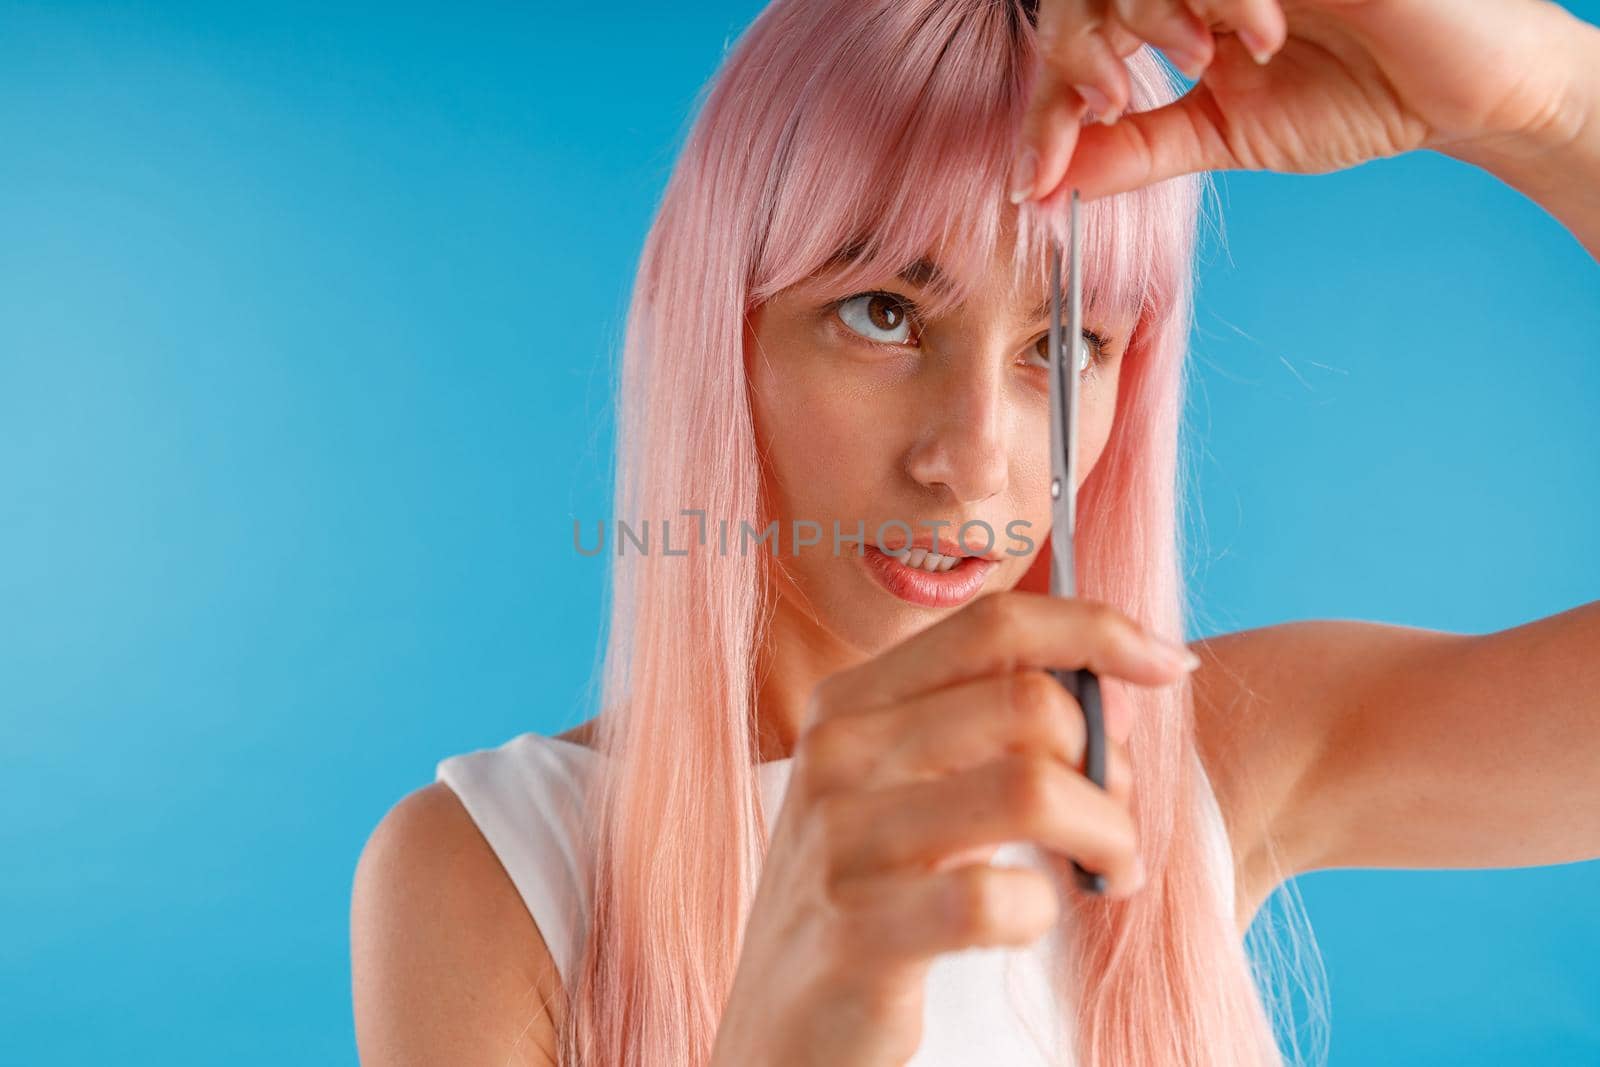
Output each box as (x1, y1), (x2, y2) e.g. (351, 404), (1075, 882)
(436, 732), (1235, 1067)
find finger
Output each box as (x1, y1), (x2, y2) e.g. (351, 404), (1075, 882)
(1015, 2), (1135, 202)
(802, 669), (1134, 798)
(1011, 62), (1088, 204)
(1050, 87), (1237, 201)
(813, 590), (1198, 712)
(1011, 60), (1090, 204)
(1186, 0), (1286, 64)
(1100, 19), (1146, 59)
(1033, 0), (1136, 118)
(802, 669), (1084, 791)
(831, 863), (1062, 967)
(1110, 0), (1214, 78)
(827, 753), (1143, 897)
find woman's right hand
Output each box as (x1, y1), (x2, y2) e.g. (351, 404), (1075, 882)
(709, 590), (1201, 1067)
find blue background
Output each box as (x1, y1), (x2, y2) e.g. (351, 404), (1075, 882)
(3, 2), (1596, 1063)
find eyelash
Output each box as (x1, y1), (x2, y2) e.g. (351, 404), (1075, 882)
(828, 289), (1111, 371)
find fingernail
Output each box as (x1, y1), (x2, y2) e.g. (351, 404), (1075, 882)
(1152, 637), (1201, 672)
(1237, 28), (1274, 66)
(1008, 146), (1038, 205)
(1168, 45), (1209, 80)
(1072, 83), (1112, 122)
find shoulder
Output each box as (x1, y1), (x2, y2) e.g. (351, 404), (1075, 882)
(351, 782), (563, 1066)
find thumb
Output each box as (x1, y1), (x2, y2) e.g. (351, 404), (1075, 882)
(1011, 61), (1093, 205)
(1012, 1), (1134, 206)
(1051, 88), (1235, 201)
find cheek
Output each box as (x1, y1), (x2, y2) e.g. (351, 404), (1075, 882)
(747, 338), (884, 516)
(1078, 385), (1119, 481)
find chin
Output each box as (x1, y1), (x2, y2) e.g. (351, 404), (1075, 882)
(840, 554), (1013, 648)
(832, 592), (948, 657)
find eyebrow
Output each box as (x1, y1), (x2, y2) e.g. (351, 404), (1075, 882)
(897, 255), (946, 290)
(1023, 292), (1055, 328)
(822, 244), (950, 290)
(823, 245), (1062, 329)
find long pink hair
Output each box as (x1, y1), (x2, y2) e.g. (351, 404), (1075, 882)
(562, 1), (1324, 1063)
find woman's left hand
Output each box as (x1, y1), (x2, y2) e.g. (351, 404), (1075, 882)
(1012, 0), (1596, 204)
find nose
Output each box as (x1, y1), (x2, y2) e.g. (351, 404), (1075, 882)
(903, 364), (1010, 504)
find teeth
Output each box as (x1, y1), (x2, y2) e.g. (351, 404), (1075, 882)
(887, 547), (965, 572)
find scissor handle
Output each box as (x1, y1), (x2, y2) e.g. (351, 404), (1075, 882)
(1049, 664), (1107, 894)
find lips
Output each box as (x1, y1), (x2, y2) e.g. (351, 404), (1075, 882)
(860, 543), (998, 608)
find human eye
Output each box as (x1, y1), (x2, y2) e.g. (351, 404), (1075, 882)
(1022, 329), (1111, 377)
(831, 291), (922, 347)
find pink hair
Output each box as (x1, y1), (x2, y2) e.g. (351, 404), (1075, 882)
(561, 1), (1325, 1063)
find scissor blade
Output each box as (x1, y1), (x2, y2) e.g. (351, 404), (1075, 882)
(1048, 191), (1082, 600)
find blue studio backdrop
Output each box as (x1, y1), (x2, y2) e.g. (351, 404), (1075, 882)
(3, 2), (1597, 1063)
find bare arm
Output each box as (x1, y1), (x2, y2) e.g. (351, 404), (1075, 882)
(1193, 603), (1600, 926)
(351, 783), (562, 1067)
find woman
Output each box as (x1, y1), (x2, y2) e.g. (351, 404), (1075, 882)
(351, 1), (1600, 1064)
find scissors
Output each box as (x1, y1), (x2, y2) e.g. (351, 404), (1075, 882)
(1047, 189), (1109, 895)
